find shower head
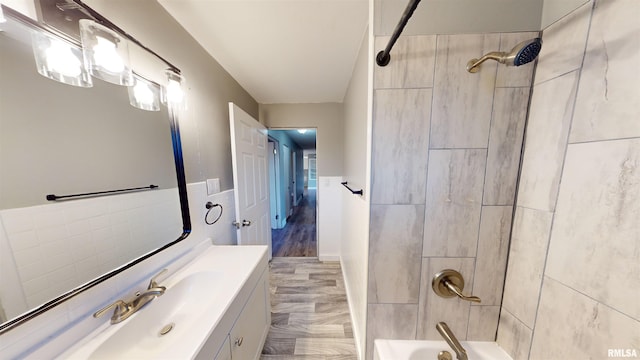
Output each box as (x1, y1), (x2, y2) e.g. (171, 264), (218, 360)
(466, 38), (542, 73)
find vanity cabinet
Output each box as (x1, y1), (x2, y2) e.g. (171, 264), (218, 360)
(214, 337), (232, 360)
(196, 268), (270, 360)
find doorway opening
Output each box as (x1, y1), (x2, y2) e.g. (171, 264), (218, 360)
(267, 128), (317, 257)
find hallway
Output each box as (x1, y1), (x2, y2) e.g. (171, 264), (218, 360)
(261, 258), (356, 359)
(272, 189), (317, 257)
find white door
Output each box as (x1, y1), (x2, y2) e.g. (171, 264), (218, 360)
(229, 103), (271, 254)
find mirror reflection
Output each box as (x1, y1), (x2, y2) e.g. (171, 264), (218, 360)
(0, 15), (183, 324)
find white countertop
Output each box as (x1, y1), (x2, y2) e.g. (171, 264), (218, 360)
(57, 245), (268, 359)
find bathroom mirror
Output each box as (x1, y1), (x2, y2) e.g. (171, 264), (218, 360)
(0, 7), (190, 331)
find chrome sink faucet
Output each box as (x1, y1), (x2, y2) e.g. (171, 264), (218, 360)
(94, 269), (168, 324)
(436, 322), (468, 360)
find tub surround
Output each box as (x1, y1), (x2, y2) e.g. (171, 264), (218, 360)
(366, 31), (535, 360)
(498, 1), (640, 358)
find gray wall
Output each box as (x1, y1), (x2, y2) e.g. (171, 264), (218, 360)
(340, 25), (371, 358)
(365, 32), (535, 359)
(260, 103), (344, 177)
(0, 31), (176, 209)
(497, 1), (640, 358)
(374, 0), (589, 35)
(85, 0), (259, 191)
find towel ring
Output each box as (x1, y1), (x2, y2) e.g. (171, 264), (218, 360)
(205, 202), (223, 225)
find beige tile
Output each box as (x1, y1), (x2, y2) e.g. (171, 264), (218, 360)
(423, 149), (486, 257)
(545, 139), (640, 320)
(374, 35), (437, 89)
(483, 87), (529, 206)
(288, 313), (351, 326)
(530, 277), (640, 359)
(517, 71), (579, 212)
(294, 338), (357, 355)
(366, 304), (418, 360)
(417, 257), (475, 340)
(371, 89), (432, 204)
(261, 356), (356, 360)
(535, 1), (592, 84)
(501, 207), (553, 328)
(267, 324), (346, 339)
(495, 32), (539, 88)
(271, 303), (315, 314)
(467, 306), (500, 341)
(496, 309), (533, 360)
(473, 206), (513, 306)
(368, 205), (424, 304)
(431, 34), (499, 148)
(569, 0), (640, 142)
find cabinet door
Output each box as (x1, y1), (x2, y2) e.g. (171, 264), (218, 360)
(230, 276), (269, 360)
(214, 336), (232, 360)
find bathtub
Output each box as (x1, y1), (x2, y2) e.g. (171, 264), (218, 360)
(374, 339), (513, 360)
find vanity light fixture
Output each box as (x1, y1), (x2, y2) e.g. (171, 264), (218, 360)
(0, 5), (6, 24)
(297, 129), (308, 134)
(162, 69), (186, 110)
(128, 74), (161, 111)
(31, 31), (92, 87)
(79, 19), (133, 86)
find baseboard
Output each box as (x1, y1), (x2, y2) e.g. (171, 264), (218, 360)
(340, 256), (363, 360)
(318, 255), (340, 262)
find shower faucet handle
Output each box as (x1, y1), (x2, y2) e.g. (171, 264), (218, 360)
(432, 269), (481, 303)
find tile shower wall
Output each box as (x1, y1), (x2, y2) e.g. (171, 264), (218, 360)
(497, 1), (640, 359)
(365, 32), (535, 359)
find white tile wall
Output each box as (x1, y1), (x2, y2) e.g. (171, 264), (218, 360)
(0, 182), (237, 358)
(368, 30), (534, 359)
(569, 0), (640, 142)
(1, 189), (182, 314)
(498, 0), (640, 358)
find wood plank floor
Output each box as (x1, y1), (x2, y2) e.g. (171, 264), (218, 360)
(261, 258), (357, 360)
(272, 189), (317, 257)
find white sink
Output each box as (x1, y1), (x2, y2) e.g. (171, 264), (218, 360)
(374, 339), (513, 360)
(89, 272), (222, 359)
(58, 245), (269, 360)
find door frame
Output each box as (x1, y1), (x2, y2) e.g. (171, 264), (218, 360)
(268, 136), (283, 229)
(267, 127), (318, 258)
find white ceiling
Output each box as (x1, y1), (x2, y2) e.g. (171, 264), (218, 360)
(158, 0), (369, 104)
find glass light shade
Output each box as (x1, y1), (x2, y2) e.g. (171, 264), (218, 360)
(162, 70), (186, 110)
(0, 6), (6, 24)
(31, 31), (92, 87)
(79, 19), (133, 86)
(128, 75), (160, 111)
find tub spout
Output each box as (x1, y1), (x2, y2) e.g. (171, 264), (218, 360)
(436, 322), (468, 360)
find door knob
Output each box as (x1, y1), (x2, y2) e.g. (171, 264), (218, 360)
(233, 220), (252, 229)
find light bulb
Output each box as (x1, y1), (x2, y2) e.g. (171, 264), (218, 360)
(165, 78), (184, 104)
(133, 81), (154, 106)
(93, 36), (124, 73)
(45, 41), (82, 77)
